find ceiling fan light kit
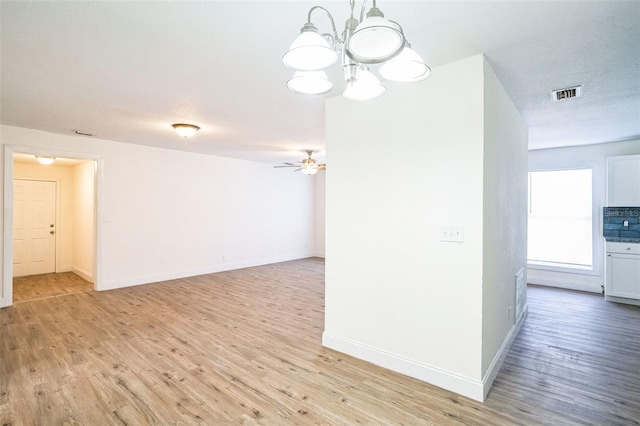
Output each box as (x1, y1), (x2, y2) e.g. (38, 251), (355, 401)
(274, 150), (326, 175)
(283, 0), (430, 101)
(301, 164), (319, 175)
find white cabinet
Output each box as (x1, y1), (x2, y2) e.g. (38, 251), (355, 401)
(607, 155), (640, 206)
(605, 242), (640, 301)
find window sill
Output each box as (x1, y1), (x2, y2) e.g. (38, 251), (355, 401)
(527, 261), (600, 276)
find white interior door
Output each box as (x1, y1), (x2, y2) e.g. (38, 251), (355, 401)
(13, 180), (57, 277)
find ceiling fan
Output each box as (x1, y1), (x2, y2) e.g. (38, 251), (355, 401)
(274, 150), (326, 175)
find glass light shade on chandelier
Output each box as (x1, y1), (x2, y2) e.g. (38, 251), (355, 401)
(344, 8), (404, 64)
(282, 23), (338, 71)
(283, 0), (430, 100)
(379, 41), (431, 82)
(287, 71), (333, 95)
(343, 67), (385, 101)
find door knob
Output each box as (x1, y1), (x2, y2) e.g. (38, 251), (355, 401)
(50, 224), (54, 228)
(50, 230), (55, 235)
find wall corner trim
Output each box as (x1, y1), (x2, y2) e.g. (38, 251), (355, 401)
(481, 304), (528, 400)
(322, 332), (485, 402)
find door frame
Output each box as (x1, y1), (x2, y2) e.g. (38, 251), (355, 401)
(13, 178), (61, 275)
(2, 144), (104, 307)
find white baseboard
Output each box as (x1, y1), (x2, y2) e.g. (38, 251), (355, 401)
(100, 252), (313, 291)
(605, 295), (640, 306)
(323, 305), (529, 403)
(72, 266), (94, 283)
(322, 332), (485, 402)
(527, 277), (602, 294)
(480, 303), (528, 400)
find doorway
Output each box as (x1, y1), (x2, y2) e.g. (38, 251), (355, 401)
(2, 146), (103, 307)
(13, 179), (57, 277)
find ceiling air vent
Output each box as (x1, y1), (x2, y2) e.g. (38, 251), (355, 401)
(551, 85), (582, 102)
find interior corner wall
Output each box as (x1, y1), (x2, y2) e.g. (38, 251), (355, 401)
(13, 162), (75, 273)
(1, 125), (314, 302)
(72, 161), (95, 282)
(480, 57), (529, 395)
(313, 172), (326, 258)
(323, 55), (487, 401)
(528, 139), (640, 293)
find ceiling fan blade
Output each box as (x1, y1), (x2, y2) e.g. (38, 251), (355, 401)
(273, 165), (299, 168)
(318, 164), (326, 170)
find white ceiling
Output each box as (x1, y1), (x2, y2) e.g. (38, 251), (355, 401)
(2, 1), (639, 165)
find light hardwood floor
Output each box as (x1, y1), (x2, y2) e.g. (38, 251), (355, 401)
(13, 272), (93, 303)
(1, 258), (638, 425)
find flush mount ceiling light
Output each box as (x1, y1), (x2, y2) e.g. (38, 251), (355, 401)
(172, 123), (200, 138)
(74, 130), (97, 137)
(35, 155), (56, 165)
(283, 0), (429, 101)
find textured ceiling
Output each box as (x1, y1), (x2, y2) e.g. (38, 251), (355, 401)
(1, 1), (639, 165)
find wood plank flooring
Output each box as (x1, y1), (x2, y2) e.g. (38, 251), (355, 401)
(1, 258), (639, 425)
(13, 272), (93, 303)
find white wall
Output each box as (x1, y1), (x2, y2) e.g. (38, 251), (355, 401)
(13, 162), (75, 273)
(313, 172), (325, 257)
(528, 139), (640, 292)
(323, 55), (527, 401)
(481, 57), (529, 378)
(72, 161), (95, 281)
(1, 125), (314, 305)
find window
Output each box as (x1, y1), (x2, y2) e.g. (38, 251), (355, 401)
(528, 169), (593, 269)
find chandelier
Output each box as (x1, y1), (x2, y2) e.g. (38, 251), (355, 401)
(283, 0), (430, 101)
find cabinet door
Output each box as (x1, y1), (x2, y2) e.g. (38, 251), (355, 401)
(607, 155), (640, 206)
(606, 253), (640, 299)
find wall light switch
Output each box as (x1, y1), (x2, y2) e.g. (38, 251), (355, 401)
(451, 225), (464, 242)
(440, 225), (464, 243)
(440, 226), (451, 241)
